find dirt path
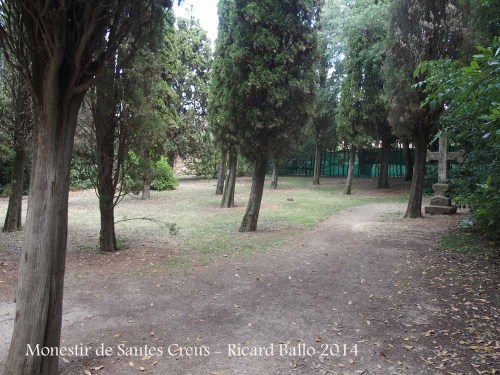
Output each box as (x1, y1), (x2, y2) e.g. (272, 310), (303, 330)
(0, 202), (498, 375)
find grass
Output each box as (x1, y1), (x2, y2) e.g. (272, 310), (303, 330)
(441, 231), (490, 255)
(107, 177), (408, 265)
(0, 176), (409, 267)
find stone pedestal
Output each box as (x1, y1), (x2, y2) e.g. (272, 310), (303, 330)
(425, 183), (457, 215)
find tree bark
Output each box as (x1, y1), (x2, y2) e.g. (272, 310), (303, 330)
(99, 197), (117, 251)
(221, 149), (237, 208)
(95, 67), (118, 252)
(5, 80), (85, 374)
(404, 130), (429, 218)
(167, 151), (176, 171)
(239, 156), (267, 232)
(403, 141), (413, 181)
(344, 146), (356, 195)
(270, 159), (279, 189)
(142, 152), (152, 199)
(215, 148), (227, 195)
(3, 147), (26, 232)
(142, 180), (151, 199)
(313, 142), (322, 185)
(378, 138), (390, 189)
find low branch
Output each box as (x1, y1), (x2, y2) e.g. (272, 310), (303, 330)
(114, 217), (178, 235)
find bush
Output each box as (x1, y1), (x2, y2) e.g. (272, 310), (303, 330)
(418, 38), (500, 238)
(151, 157), (178, 191)
(69, 155), (94, 190)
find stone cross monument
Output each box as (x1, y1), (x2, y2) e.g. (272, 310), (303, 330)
(424, 133), (465, 215)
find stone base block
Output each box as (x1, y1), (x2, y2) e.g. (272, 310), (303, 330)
(432, 183), (450, 197)
(430, 196), (452, 206)
(425, 205), (457, 215)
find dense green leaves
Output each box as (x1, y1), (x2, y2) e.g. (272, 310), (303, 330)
(170, 16), (213, 160)
(209, 0), (239, 150)
(416, 38), (500, 236)
(384, 0), (467, 140)
(227, 0), (319, 160)
(335, 0), (389, 147)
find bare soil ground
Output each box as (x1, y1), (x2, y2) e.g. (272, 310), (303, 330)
(0, 179), (498, 375)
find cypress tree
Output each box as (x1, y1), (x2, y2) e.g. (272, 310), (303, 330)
(384, 0), (466, 218)
(231, 0), (319, 231)
(209, 0), (239, 207)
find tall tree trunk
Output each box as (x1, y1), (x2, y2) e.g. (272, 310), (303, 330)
(5, 81), (85, 374)
(405, 130), (429, 218)
(216, 148), (227, 195)
(240, 156), (267, 232)
(221, 149), (237, 208)
(99, 196), (117, 251)
(142, 179), (151, 199)
(167, 151), (176, 170)
(344, 146), (356, 195)
(378, 138), (390, 189)
(270, 159), (279, 189)
(95, 68), (118, 252)
(403, 141), (413, 181)
(3, 147), (26, 232)
(313, 141), (322, 185)
(142, 152), (152, 200)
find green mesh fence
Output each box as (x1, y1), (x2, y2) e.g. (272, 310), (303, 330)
(278, 149), (410, 178)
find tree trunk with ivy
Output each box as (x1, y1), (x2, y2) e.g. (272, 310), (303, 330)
(240, 156), (267, 232)
(344, 146), (356, 195)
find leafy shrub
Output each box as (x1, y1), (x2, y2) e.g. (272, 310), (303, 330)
(151, 157), (178, 191)
(69, 155), (94, 190)
(417, 38), (500, 238)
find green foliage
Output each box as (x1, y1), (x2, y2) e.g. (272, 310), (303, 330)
(416, 38), (500, 236)
(0, 161), (11, 195)
(334, 0), (389, 147)
(69, 156), (94, 190)
(0, 59), (33, 194)
(123, 10), (179, 181)
(305, 9), (339, 155)
(214, 0), (319, 162)
(184, 132), (221, 177)
(466, 0), (500, 46)
(120, 151), (144, 195)
(151, 157), (179, 191)
(169, 16), (213, 160)
(236, 155), (253, 177)
(384, 0), (467, 140)
(441, 231), (498, 255)
(209, 0), (239, 150)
